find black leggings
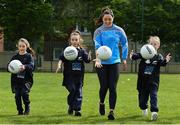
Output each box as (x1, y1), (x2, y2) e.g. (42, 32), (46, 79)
(96, 63), (120, 109)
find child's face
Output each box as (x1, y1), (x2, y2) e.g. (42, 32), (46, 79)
(149, 40), (160, 50)
(70, 35), (80, 47)
(102, 14), (113, 27)
(18, 41), (27, 54)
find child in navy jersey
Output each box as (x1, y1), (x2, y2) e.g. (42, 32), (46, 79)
(56, 30), (91, 116)
(8, 38), (35, 115)
(130, 36), (171, 120)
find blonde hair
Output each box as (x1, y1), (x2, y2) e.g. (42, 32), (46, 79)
(17, 38), (36, 58)
(69, 30), (85, 48)
(18, 38), (30, 47)
(148, 36), (160, 45)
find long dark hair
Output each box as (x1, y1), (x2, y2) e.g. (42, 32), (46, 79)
(95, 6), (114, 26)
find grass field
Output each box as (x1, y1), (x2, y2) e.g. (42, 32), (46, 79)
(0, 72), (180, 124)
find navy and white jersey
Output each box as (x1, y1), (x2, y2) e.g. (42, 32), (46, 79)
(8, 52), (34, 92)
(93, 24), (128, 64)
(59, 47), (91, 86)
(132, 53), (168, 90)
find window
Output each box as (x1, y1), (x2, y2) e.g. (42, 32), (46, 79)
(53, 48), (62, 60)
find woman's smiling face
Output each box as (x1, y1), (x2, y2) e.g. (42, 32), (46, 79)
(102, 14), (114, 27)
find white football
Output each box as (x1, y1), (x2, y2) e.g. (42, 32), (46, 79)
(8, 60), (22, 74)
(140, 44), (157, 59)
(64, 46), (78, 61)
(97, 46), (112, 60)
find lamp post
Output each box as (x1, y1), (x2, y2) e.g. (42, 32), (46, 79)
(141, 0), (144, 43)
(0, 27), (4, 52)
(50, 0), (53, 72)
(135, 0), (144, 73)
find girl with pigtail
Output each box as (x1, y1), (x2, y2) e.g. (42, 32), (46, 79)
(56, 30), (91, 116)
(8, 38), (35, 115)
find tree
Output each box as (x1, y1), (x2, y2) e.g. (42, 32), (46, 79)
(110, 0), (180, 51)
(0, 0), (53, 51)
(1, 0), (179, 58)
(50, 0), (113, 38)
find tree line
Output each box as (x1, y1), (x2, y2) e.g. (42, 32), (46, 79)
(0, 0), (179, 60)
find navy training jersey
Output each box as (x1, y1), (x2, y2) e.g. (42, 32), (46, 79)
(132, 53), (168, 90)
(59, 47), (91, 86)
(8, 52), (34, 93)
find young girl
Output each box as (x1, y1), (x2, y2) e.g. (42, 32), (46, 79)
(56, 30), (91, 116)
(130, 36), (171, 120)
(8, 38), (35, 115)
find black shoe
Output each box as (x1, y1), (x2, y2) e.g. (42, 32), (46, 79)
(18, 111), (23, 115)
(24, 110), (30, 115)
(68, 107), (73, 115)
(24, 105), (30, 115)
(108, 111), (115, 120)
(75, 111), (81, 116)
(99, 103), (105, 115)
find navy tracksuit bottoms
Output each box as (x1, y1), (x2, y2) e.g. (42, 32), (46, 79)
(65, 81), (82, 111)
(138, 83), (159, 112)
(15, 85), (30, 112)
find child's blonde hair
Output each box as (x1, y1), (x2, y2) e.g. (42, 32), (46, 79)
(148, 36), (160, 45)
(17, 38), (36, 58)
(18, 38), (30, 48)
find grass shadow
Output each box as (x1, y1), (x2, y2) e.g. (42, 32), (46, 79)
(0, 113), (180, 124)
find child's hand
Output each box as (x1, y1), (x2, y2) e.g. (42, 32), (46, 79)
(88, 50), (92, 60)
(93, 58), (102, 68)
(56, 61), (62, 73)
(129, 50), (134, 60)
(19, 65), (25, 72)
(56, 66), (61, 73)
(166, 53), (172, 62)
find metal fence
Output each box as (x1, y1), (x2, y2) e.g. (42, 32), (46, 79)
(1, 47), (180, 73)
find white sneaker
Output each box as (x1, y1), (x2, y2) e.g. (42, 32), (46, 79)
(151, 112), (158, 121)
(142, 109), (148, 116)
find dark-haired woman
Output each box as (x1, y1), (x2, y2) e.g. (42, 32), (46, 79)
(93, 7), (128, 120)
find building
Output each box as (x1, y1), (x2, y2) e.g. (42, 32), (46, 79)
(41, 25), (94, 71)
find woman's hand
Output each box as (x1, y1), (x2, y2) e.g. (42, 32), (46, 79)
(123, 60), (127, 71)
(94, 59), (102, 68)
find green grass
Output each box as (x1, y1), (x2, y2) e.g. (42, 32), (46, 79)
(0, 72), (180, 124)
